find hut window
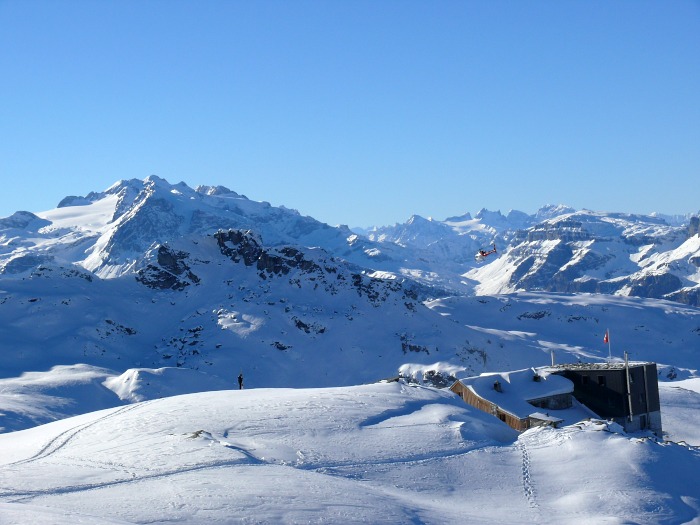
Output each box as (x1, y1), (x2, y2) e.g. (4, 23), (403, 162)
(597, 375), (606, 387)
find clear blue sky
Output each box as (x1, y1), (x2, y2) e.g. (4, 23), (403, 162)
(1, 1), (698, 227)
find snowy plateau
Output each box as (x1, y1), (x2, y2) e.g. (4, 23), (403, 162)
(1, 175), (700, 524)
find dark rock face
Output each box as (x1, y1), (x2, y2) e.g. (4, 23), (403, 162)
(107, 197), (184, 258)
(628, 273), (684, 299)
(214, 229), (322, 277)
(57, 196), (92, 208)
(666, 287), (700, 306)
(553, 251), (611, 292)
(499, 210), (699, 305)
(422, 370), (457, 389)
(257, 247), (322, 276)
(213, 229), (426, 308)
(215, 230), (264, 267)
(689, 217), (700, 238)
(1, 254), (54, 275)
(523, 220), (591, 243)
(351, 273), (404, 306)
(136, 245), (200, 291)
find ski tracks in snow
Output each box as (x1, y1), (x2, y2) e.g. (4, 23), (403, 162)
(1, 400), (158, 468)
(0, 403), (266, 503)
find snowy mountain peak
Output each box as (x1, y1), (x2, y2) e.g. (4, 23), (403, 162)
(195, 184), (242, 198)
(359, 203), (699, 305)
(1, 177), (700, 524)
(443, 211), (472, 222)
(534, 204), (577, 220)
(0, 211), (51, 231)
(3, 177), (386, 279)
(406, 214), (432, 225)
(2, 175), (700, 303)
(474, 208), (505, 222)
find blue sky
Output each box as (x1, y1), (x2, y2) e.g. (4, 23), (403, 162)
(1, 1), (698, 227)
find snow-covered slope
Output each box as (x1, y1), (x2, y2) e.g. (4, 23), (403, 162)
(1, 177), (699, 433)
(1, 176), (375, 279)
(364, 207), (700, 305)
(464, 210), (698, 300)
(2, 261), (699, 433)
(3, 177), (698, 302)
(2, 177), (700, 523)
(2, 383), (700, 525)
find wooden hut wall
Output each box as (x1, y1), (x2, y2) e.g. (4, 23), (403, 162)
(451, 382), (493, 414)
(451, 382), (528, 432)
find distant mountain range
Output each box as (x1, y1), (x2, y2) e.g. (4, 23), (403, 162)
(1, 176), (699, 432)
(359, 205), (700, 306)
(3, 175), (698, 304)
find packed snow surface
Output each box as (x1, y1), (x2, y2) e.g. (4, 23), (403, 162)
(1, 383), (699, 525)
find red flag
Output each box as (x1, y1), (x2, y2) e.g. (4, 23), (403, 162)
(603, 330), (609, 344)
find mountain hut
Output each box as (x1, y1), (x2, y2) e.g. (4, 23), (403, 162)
(450, 368), (573, 432)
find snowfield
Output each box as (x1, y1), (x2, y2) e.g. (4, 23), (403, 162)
(2, 177), (700, 523)
(659, 379), (700, 446)
(1, 382), (699, 525)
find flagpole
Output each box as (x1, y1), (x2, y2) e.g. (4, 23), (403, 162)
(606, 329), (612, 361)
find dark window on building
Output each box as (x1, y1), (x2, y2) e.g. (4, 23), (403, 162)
(597, 375), (606, 387)
(581, 375), (590, 385)
(498, 413), (506, 422)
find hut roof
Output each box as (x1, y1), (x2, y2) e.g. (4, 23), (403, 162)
(529, 412), (564, 424)
(544, 361), (652, 372)
(454, 368), (574, 420)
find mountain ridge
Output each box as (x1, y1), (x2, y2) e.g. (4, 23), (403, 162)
(1, 176), (699, 434)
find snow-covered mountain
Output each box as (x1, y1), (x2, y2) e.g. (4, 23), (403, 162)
(3, 177), (698, 303)
(2, 176), (700, 523)
(0, 176), (383, 279)
(1, 176), (699, 434)
(363, 206), (700, 305)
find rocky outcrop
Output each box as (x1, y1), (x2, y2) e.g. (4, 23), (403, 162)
(136, 245), (199, 291)
(214, 229), (322, 277)
(689, 217), (700, 238)
(215, 229), (263, 267)
(1, 254), (54, 275)
(627, 273), (684, 300)
(522, 220), (592, 243)
(665, 286), (700, 306)
(213, 229), (428, 308)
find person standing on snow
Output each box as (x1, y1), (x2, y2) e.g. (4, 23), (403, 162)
(238, 373), (244, 390)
